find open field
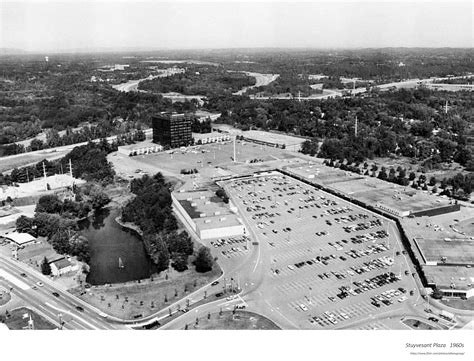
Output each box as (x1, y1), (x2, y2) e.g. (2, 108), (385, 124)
(221, 172), (419, 329)
(5, 307), (56, 330)
(185, 310), (281, 330)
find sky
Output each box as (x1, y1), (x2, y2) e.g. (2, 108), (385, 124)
(0, 1), (472, 52)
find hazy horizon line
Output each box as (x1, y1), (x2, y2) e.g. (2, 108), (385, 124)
(1, 45), (473, 56)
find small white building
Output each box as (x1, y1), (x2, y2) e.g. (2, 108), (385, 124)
(1, 232), (36, 247)
(194, 132), (231, 145)
(49, 258), (78, 276)
(118, 141), (164, 156)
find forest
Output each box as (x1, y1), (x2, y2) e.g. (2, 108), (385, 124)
(138, 66), (255, 96)
(0, 57), (197, 147)
(208, 87), (473, 171)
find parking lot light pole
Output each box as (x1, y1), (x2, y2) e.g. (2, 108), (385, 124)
(308, 287), (312, 303)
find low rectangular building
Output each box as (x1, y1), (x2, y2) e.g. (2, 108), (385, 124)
(1, 232), (36, 246)
(49, 258), (78, 276)
(423, 265), (474, 299)
(195, 214), (246, 240)
(194, 132), (231, 145)
(172, 188), (245, 240)
(118, 140), (164, 156)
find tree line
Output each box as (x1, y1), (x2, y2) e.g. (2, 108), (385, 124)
(1, 142), (116, 187)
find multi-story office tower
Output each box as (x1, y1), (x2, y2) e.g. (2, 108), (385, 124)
(152, 113), (193, 148)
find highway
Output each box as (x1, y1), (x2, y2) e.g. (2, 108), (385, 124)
(0, 255), (127, 330)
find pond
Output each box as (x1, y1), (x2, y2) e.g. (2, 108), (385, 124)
(79, 208), (156, 285)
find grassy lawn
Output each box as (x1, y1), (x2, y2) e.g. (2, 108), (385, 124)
(70, 266), (221, 319)
(402, 318), (440, 330)
(184, 310), (281, 330)
(4, 307), (56, 330)
(0, 289), (11, 306)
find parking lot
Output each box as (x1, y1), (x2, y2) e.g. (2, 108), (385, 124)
(222, 172), (419, 329)
(209, 236), (250, 260)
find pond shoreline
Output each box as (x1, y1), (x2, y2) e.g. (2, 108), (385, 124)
(79, 205), (157, 286)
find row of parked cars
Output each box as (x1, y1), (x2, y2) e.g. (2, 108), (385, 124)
(349, 229), (389, 244)
(311, 310), (350, 326)
(210, 237), (246, 248)
(343, 219), (383, 233)
(333, 213), (369, 223)
(371, 288), (408, 307)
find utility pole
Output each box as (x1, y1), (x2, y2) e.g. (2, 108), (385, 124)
(355, 116), (358, 137)
(445, 101), (449, 114)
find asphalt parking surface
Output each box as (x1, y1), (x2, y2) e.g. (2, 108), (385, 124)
(222, 172), (420, 329)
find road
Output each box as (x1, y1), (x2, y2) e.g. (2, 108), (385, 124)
(232, 72), (280, 95)
(0, 255), (127, 330)
(248, 76), (473, 101)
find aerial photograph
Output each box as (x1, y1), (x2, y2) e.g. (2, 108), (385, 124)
(0, 0), (472, 359)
